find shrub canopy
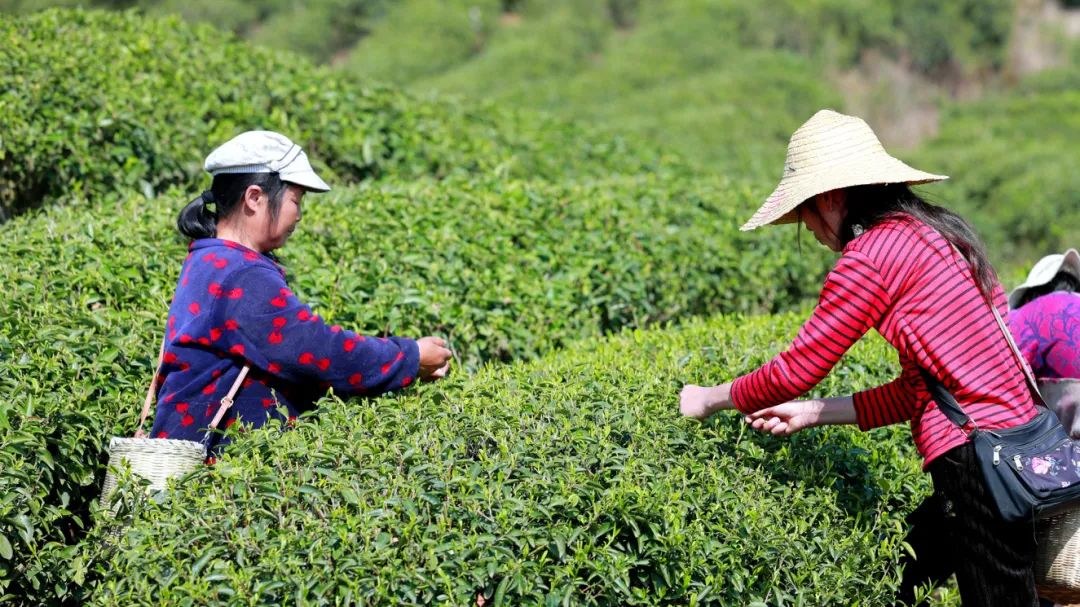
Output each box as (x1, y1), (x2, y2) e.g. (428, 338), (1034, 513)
(0, 172), (831, 602)
(91, 314), (924, 605)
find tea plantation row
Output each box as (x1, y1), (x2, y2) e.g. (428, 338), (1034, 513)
(0, 174), (831, 603)
(0, 9), (672, 221)
(87, 314), (925, 605)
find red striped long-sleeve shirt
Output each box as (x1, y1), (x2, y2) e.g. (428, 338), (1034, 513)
(731, 215), (1038, 466)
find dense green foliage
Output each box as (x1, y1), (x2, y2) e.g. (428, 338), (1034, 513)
(2, 2), (1065, 604)
(914, 65), (1080, 261)
(88, 314), (924, 605)
(0, 173), (832, 602)
(0, 8), (670, 221)
(0, 0), (389, 62)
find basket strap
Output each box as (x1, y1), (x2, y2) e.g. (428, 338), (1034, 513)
(134, 338), (252, 439)
(133, 340), (167, 439)
(205, 365), (251, 435)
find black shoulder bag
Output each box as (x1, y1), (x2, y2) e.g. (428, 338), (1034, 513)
(920, 298), (1080, 523)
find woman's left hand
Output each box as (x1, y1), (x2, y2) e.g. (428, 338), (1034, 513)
(744, 401), (825, 435)
(743, 396), (856, 435)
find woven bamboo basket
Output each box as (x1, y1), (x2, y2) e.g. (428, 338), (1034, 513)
(1036, 504), (1080, 602)
(101, 437), (206, 506)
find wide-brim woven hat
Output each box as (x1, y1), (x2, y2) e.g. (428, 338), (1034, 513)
(741, 109), (948, 231)
(1009, 248), (1080, 310)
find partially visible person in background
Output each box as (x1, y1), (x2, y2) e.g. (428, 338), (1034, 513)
(1008, 249), (1080, 438)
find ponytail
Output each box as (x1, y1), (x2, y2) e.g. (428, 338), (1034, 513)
(176, 173), (287, 241)
(177, 190), (219, 239)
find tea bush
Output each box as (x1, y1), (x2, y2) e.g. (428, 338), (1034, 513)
(89, 313), (927, 605)
(0, 8), (670, 221)
(0, 173), (832, 602)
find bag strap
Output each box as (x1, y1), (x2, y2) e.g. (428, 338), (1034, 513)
(133, 337), (252, 440)
(987, 301), (1045, 405)
(919, 369), (978, 435)
(920, 242), (1047, 434)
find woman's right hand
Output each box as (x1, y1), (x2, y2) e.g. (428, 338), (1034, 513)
(417, 336), (452, 381)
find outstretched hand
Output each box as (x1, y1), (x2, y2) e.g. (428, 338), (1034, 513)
(744, 401), (826, 436)
(417, 336), (452, 382)
(743, 396), (857, 435)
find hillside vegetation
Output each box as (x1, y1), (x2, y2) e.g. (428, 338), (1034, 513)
(913, 63), (1080, 260)
(0, 9), (672, 222)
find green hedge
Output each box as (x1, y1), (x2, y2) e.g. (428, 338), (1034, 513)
(0, 8), (670, 222)
(88, 313), (925, 605)
(0, 173), (832, 603)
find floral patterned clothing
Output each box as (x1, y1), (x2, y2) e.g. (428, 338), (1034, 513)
(1007, 292), (1080, 380)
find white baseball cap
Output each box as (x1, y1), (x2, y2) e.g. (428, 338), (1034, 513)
(203, 130), (330, 192)
(1009, 248), (1080, 309)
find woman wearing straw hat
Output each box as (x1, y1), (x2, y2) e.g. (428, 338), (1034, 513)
(679, 109), (1041, 605)
(143, 131), (453, 453)
(1008, 249), (1080, 437)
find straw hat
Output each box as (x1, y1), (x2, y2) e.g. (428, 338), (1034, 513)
(1008, 248), (1080, 310)
(741, 109), (948, 231)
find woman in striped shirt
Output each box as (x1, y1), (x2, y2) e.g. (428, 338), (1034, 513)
(680, 110), (1041, 605)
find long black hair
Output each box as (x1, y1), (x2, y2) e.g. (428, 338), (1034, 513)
(1018, 272), (1080, 308)
(177, 172), (287, 240)
(831, 183), (998, 299)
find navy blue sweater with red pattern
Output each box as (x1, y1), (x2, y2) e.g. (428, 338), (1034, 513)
(149, 239), (420, 449)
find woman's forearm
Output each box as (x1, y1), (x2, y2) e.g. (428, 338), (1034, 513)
(703, 382), (735, 416)
(813, 396), (857, 426)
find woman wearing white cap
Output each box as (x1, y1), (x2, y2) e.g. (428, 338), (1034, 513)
(679, 110), (1041, 604)
(143, 131), (452, 454)
(1007, 249), (1080, 437)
